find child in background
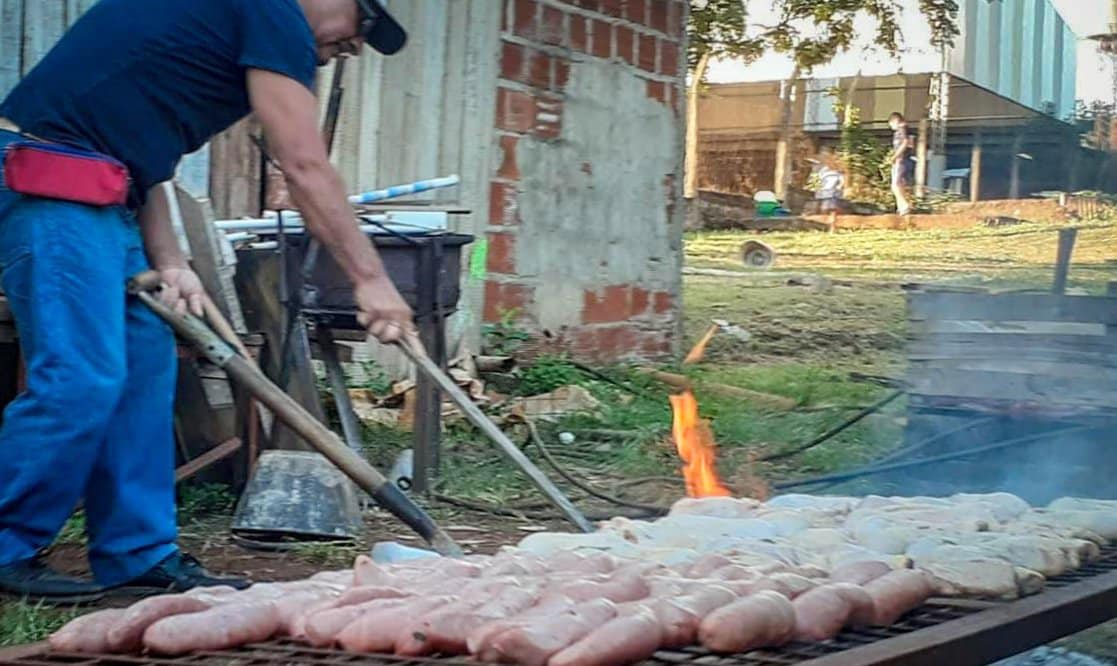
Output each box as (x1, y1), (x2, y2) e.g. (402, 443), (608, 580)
(814, 148), (844, 231)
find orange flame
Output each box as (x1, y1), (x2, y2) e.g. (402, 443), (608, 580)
(669, 390), (731, 498)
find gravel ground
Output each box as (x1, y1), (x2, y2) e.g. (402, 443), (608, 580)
(994, 647), (1114, 666)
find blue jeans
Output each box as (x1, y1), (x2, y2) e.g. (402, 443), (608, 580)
(0, 130), (177, 585)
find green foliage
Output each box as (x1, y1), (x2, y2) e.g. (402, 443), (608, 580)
(54, 512), (86, 546)
(688, 0), (959, 77)
(832, 95), (895, 208)
(0, 601), (80, 646)
(178, 482), (237, 519)
(518, 355), (587, 396)
(355, 360), (393, 395)
(481, 309), (531, 355)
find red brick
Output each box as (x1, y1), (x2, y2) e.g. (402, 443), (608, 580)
(625, 0), (647, 24)
(591, 20), (612, 59)
(553, 59), (570, 90)
(527, 48), (552, 88)
(495, 88), (536, 133)
(631, 287), (650, 315)
(489, 181), (518, 225)
(497, 135), (520, 180)
(646, 79), (666, 103)
(570, 327), (599, 355)
(652, 290), (673, 314)
(615, 25), (635, 64)
(641, 333), (672, 355)
(638, 34), (657, 71)
(601, 0), (624, 18)
(569, 15), (588, 53)
(648, 0), (668, 33)
(501, 42), (525, 80)
(513, 0), (538, 37)
(541, 5), (564, 46)
(659, 38), (678, 77)
(571, 0), (600, 11)
(484, 281), (531, 322)
(665, 0), (681, 38)
(597, 325), (638, 354)
(533, 95), (563, 139)
(486, 233), (517, 274)
(583, 286), (630, 323)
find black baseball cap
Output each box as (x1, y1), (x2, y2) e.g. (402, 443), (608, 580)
(356, 0), (407, 55)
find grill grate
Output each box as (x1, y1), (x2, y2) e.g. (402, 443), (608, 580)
(7, 547), (1117, 666)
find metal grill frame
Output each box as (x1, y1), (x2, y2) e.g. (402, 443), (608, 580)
(5, 552), (1117, 666)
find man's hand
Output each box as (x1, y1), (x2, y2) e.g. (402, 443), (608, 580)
(159, 267), (206, 317)
(354, 278), (414, 344)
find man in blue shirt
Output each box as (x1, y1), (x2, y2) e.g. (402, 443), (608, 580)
(0, 0), (412, 601)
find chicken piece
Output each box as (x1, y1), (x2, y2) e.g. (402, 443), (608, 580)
(549, 610), (663, 666)
(949, 493), (1030, 522)
(478, 598), (617, 666)
(698, 591), (796, 653)
(515, 531), (642, 558)
(107, 595), (211, 652)
(1021, 509), (1117, 541)
(792, 585), (854, 641)
(143, 602), (280, 655)
(336, 596), (455, 653)
(788, 528), (850, 552)
(764, 494), (858, 515)
(862, 570), (933, 625)
(768, 573), (818, 599)
(50, 609), (127, 653)
(915, 557), (1027, 600)
(669, 496), (761, 518)
(1047, 497), (1117, 513)
(829, 561), (892, 586)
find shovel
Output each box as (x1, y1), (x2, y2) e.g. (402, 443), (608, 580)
(129, 271), (463, 557)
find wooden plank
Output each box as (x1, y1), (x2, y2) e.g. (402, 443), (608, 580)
(908, 292), (1117, 325)
(174, 184), (247, 333)
(0, 0), (24, 98)
(905, 368), (1117, 408)
(175, 437), (242, 483)
(208, 116), (263, 218)
(21, 0), (65, 76)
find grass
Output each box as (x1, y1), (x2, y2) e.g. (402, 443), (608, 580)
(0, 601), (80, 647)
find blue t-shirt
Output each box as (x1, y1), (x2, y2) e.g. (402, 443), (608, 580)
(0, 0), (317, 206)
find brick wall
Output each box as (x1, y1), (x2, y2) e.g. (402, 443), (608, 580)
(483, 0), (687, 362)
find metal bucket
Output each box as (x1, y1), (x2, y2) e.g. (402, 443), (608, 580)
(231, 450), (363, 550)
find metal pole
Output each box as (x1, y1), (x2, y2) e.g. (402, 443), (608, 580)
(1053, 227), (1078, 294)
(397, 334), (595, 533)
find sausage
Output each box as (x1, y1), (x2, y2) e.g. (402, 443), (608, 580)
(830, 561), (892, 585)
(335, 595), (455, 652)
(549, 610), (663, 666)
(395, 588), (538, 658)
(792, 585), (852, 641)
(830, 583), (875, 627)
(672, 586), (738, 619)
(553, 572), (650, 603)
(699, 591), (796, 653)
(106, 595), (211, 652)
(273, 589), (342, 636)
(618, 599), (697, 648)
(863, 569), (933, 626)
(333, 585), (412, 608)
(304, 597), (412, 647)
(769, 573), (818, 599)
(49, 609), (127, 653)
(686, 554), (732, 578)
(709, 564), (760, 581)
(143, 602), (280, 655)
(467, 595), (578, 655)
(481, 598), (618, 666)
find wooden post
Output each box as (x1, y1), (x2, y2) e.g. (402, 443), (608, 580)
(1009, 134), (1024, 199)
(915, 119), (928, 198)
(1052, 227), (1078, 294)
(970, 131), (983, 203)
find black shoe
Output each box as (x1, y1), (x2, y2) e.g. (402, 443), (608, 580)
(114, 552), (251, 595)
(0, 555), (104, 604)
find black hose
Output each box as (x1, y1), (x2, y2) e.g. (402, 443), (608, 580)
(773, 424), (1098, 490)
(758, 390), (904, 462)
(525, 420), (670, 515)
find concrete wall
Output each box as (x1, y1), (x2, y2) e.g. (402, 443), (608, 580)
(485, 0), (687, 361)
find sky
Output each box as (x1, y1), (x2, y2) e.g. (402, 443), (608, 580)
(707, 0), (1113, 104)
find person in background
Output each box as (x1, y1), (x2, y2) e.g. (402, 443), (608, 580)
(813, 147), (844, 231)
(887, 112), (913, 215)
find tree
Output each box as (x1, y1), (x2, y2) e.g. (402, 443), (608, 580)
(684, 0), (960, 198)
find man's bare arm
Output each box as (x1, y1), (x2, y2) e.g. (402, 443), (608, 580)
(246, 68), (412, 342)
(138, 183), (205, 315)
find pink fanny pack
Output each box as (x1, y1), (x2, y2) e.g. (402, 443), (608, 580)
(3, 140), (130, 207)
